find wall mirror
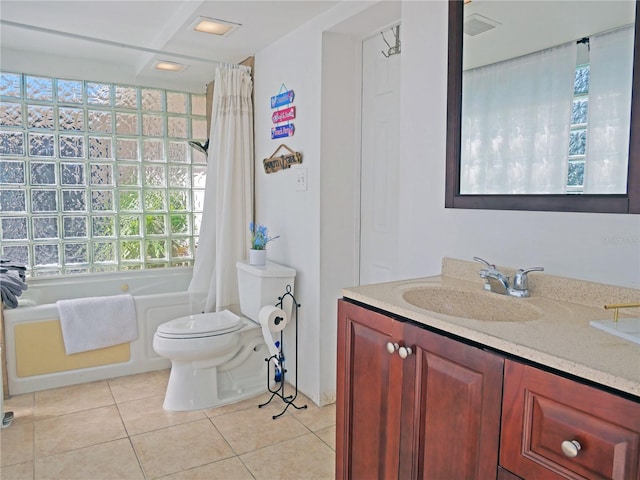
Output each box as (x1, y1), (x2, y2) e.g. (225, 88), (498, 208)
(446, 0), (639, 213)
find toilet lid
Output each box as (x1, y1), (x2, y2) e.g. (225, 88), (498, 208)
(156, 310), (243, 338)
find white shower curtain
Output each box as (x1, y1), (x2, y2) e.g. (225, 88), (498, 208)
(460, 42), (577, 194)
(188, 65), (254, 312)
(584, 25), (634, 194)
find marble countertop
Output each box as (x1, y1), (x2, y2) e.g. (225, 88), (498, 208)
(342, 258), (640, 398)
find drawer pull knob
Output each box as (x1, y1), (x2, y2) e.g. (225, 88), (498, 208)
(561, 440), (581, 458)
(386, 342), (399, 354)
(398, 346), (413, 359)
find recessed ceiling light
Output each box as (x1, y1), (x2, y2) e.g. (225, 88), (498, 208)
(154, 61), (187, 72)
(191, 17), (241, 36)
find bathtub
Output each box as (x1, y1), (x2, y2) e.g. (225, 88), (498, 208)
(2, 268), (207, 395)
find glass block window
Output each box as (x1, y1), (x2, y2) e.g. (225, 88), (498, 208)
(0, 71), (207, 275)
(567, 64), (589, 193)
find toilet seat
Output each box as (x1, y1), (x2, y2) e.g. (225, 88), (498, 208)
(156, 310), (243, 339)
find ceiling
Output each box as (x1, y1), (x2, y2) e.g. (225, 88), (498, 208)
(0, 1), (339, 92)
(463, 1), (635, 70)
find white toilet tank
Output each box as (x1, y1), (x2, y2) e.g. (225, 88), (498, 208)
(236, 260), (296, 321)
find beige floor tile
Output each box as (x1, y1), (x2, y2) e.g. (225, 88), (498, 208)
(160, 456), (254, 480)
(34, 380), (114, 418)
(280, 387), (312, 405)
(34, 405), (126, 458)
(203, 384), (311, 420)
(291, 402), (336, 432)
(1, 421), (34, 467)
(203, 390), (272, 418)
(131, 419), (234, 479)
(211, 401), (309, 455)
(1, 461), (33, 480)
(108, 369), (170, 403)
(316, 425), (336, 451)
(118, 394), (206, 435)
(3, 371), (338, 480)
(4, 393), (34, 425)
(34, 438), (144, 480)
(241, 433), (335, 480)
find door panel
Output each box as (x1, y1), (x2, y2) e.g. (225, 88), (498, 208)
(400, 323), (504, 479)
(337, 300), (404, 479)
(360, 28), (401, 285)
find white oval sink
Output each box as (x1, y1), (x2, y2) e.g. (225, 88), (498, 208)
(402, 287), (541, 322)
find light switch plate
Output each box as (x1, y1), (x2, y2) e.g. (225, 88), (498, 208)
(295, 168), (307, 191)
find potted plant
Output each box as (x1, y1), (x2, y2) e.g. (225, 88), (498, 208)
(249, 222), (279, 265)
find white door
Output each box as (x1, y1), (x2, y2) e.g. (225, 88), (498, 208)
(359, 27), (401, 285)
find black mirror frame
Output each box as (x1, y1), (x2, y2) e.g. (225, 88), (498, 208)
(445, 0), (640, 214)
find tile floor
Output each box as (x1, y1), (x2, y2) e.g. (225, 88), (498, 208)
(1, 370), (336, 479)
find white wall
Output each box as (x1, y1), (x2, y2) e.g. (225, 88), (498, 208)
(397, 1), (640, 285)
(254, 1), (382, 406)
(254, 0), (640, 405)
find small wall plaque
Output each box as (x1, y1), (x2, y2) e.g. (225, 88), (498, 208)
(263, 144), (303, 174)
(272, 106), (296, 124)
(271, 89), (295, 109)
(271, 124), (295, 139)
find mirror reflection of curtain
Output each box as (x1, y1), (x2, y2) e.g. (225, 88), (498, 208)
(188, 65), (254, 312)
(584, 25), (634, 194)
(461, 42), (577, 194)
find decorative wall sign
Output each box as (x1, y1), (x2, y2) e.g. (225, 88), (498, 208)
(263, 144), (303, 174)
(271, 124), (295, 139)
(263, 157), (283, 174)
(271, 89), (295, 108)
(270, 84), (296, 139)
(272, 106), (296, 124)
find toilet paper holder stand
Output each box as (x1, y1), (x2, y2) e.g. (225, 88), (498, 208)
(258, 285), (308, 419)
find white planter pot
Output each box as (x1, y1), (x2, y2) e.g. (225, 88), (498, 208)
(249, 249), (266, 266)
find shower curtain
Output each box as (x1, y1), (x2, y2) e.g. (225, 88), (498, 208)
(460, 42), (576, 194)
(188, 65), (254, 312)
(584, 25), (634, 194)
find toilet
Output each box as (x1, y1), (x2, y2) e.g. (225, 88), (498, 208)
(153, 260), (296, 411)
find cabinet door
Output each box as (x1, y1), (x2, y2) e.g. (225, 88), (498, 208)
(501, 360), (640, 480)
(399, 322), (504, 479)
(336, 300), (405, 480)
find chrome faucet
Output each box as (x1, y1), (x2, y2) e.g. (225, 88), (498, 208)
(473, 257), (544, 298)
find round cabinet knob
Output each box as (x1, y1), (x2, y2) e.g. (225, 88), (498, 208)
(398, 346), (413, 359)
(386, 342), (399, 354)
(561, 440), (581, 458)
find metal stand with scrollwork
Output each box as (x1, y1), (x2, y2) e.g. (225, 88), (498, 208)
(258, 285), (307, 419)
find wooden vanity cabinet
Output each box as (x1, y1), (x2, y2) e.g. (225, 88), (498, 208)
(337, 298), (640, 480)
(337, 299), (504, 479)
(500, 360), (640, 480)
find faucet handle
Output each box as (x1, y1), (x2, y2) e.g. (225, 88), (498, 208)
(474, 257), (498, 291)
(473, 257), (496, 269)
(513, 267), (544, 290)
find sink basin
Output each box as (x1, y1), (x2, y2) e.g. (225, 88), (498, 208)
(402, 287), (542, 322)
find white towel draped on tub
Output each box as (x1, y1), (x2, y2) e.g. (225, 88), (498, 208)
(57, 294), (138, 354)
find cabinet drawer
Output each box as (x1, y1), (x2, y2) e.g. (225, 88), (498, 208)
(501, 360), (640, 480)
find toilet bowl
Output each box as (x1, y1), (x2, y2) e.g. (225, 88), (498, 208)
(153, 311), (243, 364)
(153, 310), (264, 411)
(153, 260), (296, 411)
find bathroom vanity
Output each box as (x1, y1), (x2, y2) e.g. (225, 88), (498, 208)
(336, 258), (640, 480)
